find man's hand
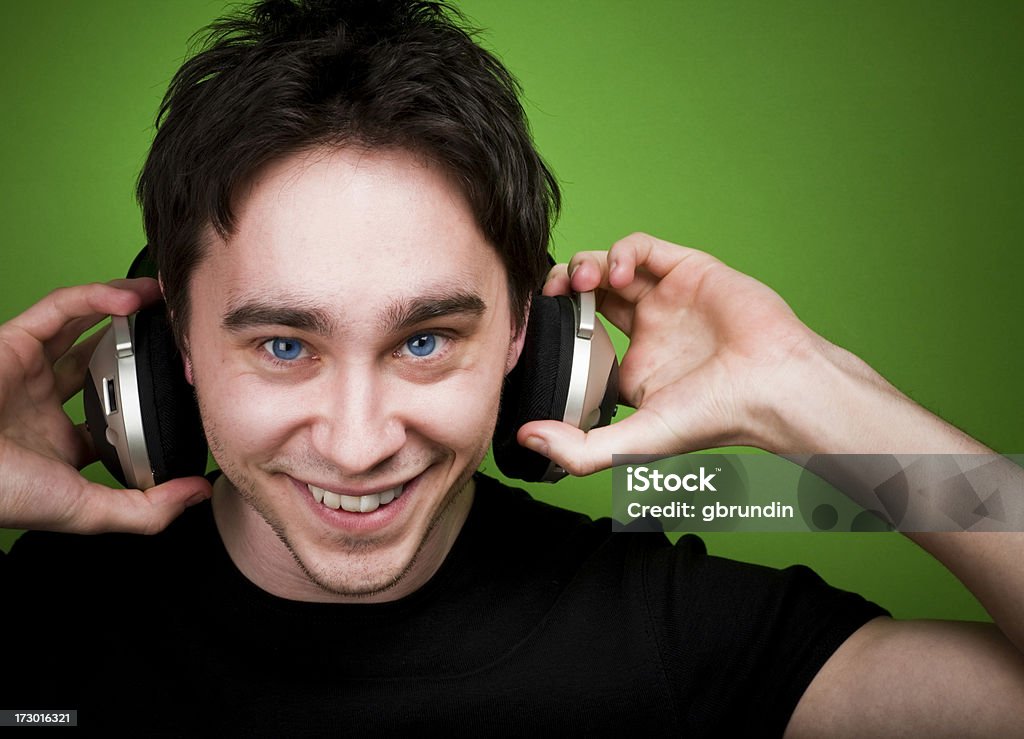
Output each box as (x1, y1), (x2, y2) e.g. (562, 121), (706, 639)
(0, 279), (211, 534)
(519, 232), (833, 473)
(520, 232), (989, 473)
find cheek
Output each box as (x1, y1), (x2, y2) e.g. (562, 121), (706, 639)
(193, 366), (307, 460)
(401, 364), (506, 453)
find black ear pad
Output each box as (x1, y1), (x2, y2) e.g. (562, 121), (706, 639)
(132, 305), (208, 485)
(493, 294), (576, 482)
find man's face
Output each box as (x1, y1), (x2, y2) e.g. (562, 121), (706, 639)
(184, 148), (522, 601)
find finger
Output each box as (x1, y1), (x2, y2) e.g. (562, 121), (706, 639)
(608, 232), (709, 282)
(567, 250), (661, 304)
(542, 263), (570, 296)
(47, 279), (161, 353)
(53, 326), (109, 402)
(43, 314), (114, 364)
(543, 256), (650, 335)
(518, 410), (680, 477)
(565, 252), (607, 292)
(8, 279), (160, 359)
(67, 476), (213, 535)
(562, 234), (713, 297)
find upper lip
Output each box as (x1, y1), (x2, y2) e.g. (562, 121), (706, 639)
(299, 476), (410, 497)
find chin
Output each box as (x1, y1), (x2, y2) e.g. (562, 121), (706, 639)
(296, 545), (421, 598)
(273, 460), (478, 600)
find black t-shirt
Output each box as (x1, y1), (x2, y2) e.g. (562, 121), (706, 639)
(2, 473), (886, 736)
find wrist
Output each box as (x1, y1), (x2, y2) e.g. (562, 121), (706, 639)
(747, 336), (983, 454)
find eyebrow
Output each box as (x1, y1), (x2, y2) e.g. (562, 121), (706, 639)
(379, 290), (487, 334)
(222, 302), (335, 335)
(220, 290), (487, 336)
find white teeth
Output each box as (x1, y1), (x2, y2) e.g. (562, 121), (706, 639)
(339, 494), (363, 513)
(307, 484), (404, 513)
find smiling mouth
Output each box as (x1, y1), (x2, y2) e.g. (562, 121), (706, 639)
(307, 483), (405, 513)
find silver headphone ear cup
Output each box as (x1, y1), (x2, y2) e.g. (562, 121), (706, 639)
(84, 315), (155, 488)
(84, 307), (207, 489)
(493, 291), (620, 483)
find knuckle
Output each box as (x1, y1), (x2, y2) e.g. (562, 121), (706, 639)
(44, 285), (74, 302)
(64, 493), (113, 535)
(562, 458), (586, 477)
(134, 493), (176, 536)
(46, 284), (91, 314)
(48, 283), (96, 305)
(138, 514), (171, 536)
(563, 447), (596, 477)
(618, 231), (651, 246)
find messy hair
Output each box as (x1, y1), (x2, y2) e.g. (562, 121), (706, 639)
(138, 0), (560, 344)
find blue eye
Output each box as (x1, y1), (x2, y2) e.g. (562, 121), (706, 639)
(406, 334), (437, 357)
(265, 337), (305, 361)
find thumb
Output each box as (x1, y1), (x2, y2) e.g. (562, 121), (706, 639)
(72, 476), (213, 535)
(518, 410), (678, 477)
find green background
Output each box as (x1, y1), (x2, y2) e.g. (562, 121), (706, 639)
(1, 1), (1021, 622)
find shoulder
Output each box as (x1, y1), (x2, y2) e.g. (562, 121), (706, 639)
(470, 475), (888, 734)
(5, 499), (217, 592)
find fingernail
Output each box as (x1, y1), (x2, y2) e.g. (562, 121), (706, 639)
(524, 436), (549, 456)
(569, 264), (579, 281)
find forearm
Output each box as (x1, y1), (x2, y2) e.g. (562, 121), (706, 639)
(759, 337), (1024, 653)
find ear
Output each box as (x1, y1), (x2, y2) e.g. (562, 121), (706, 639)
(182, 348), (195, 386)
(506, 298), (530, 374)
(178, 331), (195, 386)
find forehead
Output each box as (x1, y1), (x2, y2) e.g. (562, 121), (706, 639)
(194, 147), (505, 309)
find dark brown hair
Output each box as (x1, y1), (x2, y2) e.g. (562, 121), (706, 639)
(138, 0), (559, 345)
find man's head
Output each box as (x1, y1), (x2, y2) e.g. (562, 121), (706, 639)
(136, 0), (559, 602)
(188, 146), (519, 601)
(138, 0), (559, 349)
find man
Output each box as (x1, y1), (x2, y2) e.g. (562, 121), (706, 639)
(2, 1), (1022, 735)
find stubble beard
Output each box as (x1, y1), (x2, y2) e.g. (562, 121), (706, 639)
(205, 423), (488, 599)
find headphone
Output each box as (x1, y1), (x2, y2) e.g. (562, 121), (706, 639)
(84, 248), (619, 488)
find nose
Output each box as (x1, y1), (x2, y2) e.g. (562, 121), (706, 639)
(308, 364), (407, 477)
